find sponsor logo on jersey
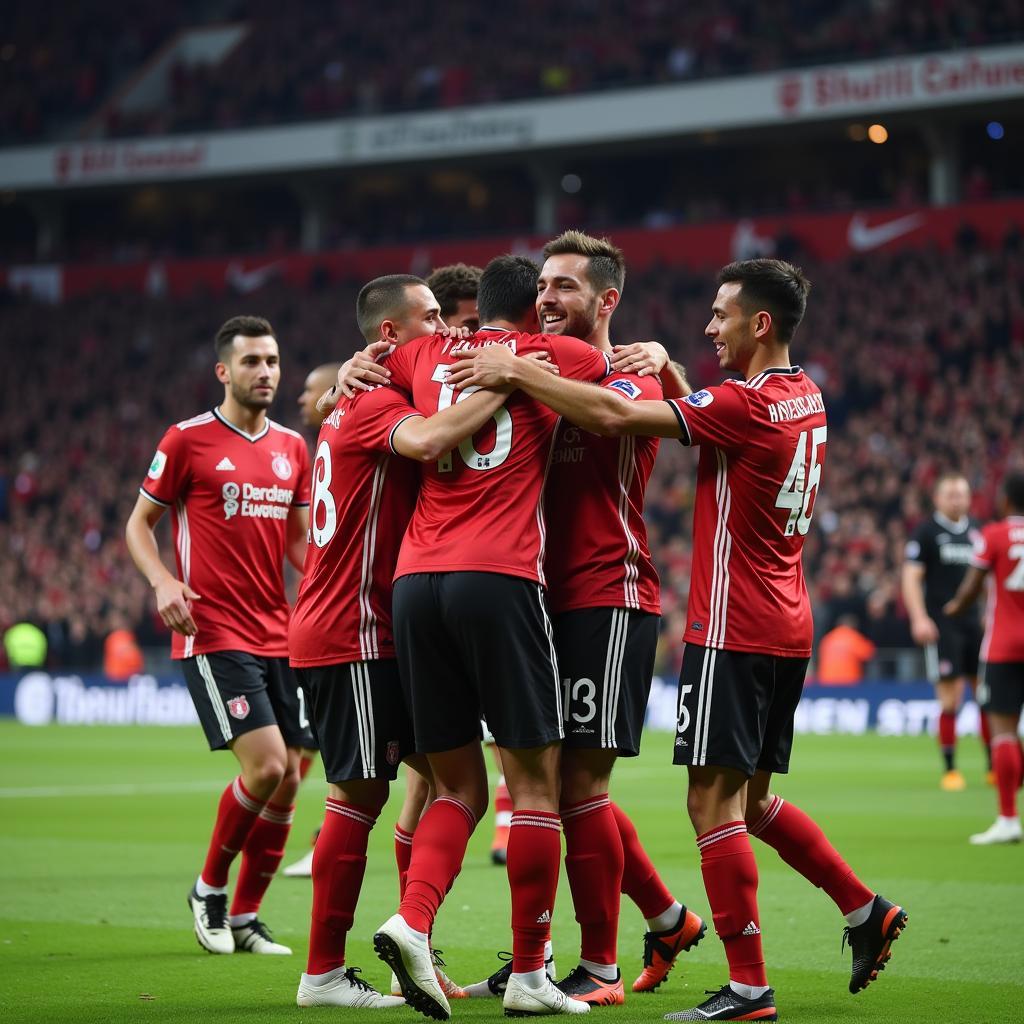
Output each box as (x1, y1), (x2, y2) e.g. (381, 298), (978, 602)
(690, 620), (705, 632)
(222, 481), (241, 520)
(215, 457), (236, 471)
(148, 450), (167, 479)
(271, 451), (294, 481)
(386, 740), (401, 765)
(227, 695), (251, 719)
(685, 389), (714, 408)
(607, 378), (642, 400)
(221, 480), (294, 521)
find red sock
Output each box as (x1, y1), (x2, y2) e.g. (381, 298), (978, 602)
(939, 710), (957, 768)
(298, 754), (316, 781)
(978, 712), (993, 766)
(493, 776), (513, 849)
(611, 801), (674, 920)
(561, 795), (622, 966)
(306, 799), (378, 975)
(201, 776), (265, 888)
(394, 823), (414, 901)
(399, 797), (476, 934)
(697, 822), (766, 988)
(508, 809), (562, 973)
(748, 797), (873, 914)
(230, 801), (295, 916)
(993, 735), (1022, 818)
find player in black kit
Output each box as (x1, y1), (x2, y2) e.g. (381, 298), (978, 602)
(902, 473), (990, 789)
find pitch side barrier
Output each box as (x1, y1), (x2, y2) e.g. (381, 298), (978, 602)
(3, 672), (1021, 738)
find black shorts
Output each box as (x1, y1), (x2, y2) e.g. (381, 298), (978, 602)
(977, 661), (1024, 717)
(296, 660), (415, 783)
(553, 607), (659, 757)
(393, 572), (563, 752)
(925, 621), (982, 682)
(183, 651), (316, 752)
(672, 644), (809, 777)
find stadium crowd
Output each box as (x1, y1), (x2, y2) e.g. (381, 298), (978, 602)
(3, 227), (1022, 675)
(3, 1), (1022, 143)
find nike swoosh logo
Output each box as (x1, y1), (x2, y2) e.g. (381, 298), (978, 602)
(847, 212), (925, 252)
(225, 261), (281, 293)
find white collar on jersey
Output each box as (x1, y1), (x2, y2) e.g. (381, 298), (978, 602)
(933, 511), (970, 534)
(213, 406), (270, 442)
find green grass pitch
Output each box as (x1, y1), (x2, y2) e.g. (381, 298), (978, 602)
(1, 722), (1021, 1023)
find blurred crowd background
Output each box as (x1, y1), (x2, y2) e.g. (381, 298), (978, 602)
(3, 227), (1022, 676)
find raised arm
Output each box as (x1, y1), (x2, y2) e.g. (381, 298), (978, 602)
(125, 494), (201, 636)
(392, 388), (510, 462)
(445, 345), (682, 439)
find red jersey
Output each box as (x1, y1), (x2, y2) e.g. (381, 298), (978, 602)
(546, 372), (662, 615)
(289, 388), (421, 667)
(385, 327), (611, 584)
(971, 516), (1024, 663)
(140, 408), (310, 659)
(666, 367), (827, 657)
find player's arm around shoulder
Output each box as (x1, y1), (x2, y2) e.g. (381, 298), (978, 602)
(392, 386), (509, 463)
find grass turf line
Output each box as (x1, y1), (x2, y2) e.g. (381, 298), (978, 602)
(1, 722), (1020, 1023)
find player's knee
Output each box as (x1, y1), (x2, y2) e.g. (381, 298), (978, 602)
(744, 794), (773, 828)
(248, 756), (286, 796)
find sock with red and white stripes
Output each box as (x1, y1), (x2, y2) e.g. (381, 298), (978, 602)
(399, 797), (477, 934)
(611, 801), (679, 927)
(493, 775), (513, 851)
(508, 809), (563, 976)
(200, 776), (266, 889)
(748, 796), (873, 915)
(993, 734), (1023, 818)
(306, 798), (378, 975)
(697, 822), (767, 990)
(939, 710), (957, 771)
(298, 753), (316, 781)
(230, 800), (295, 919)
(561, 795), (622, 969)
(394, 823), (414, 901)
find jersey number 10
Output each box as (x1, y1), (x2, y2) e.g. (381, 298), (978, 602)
(775, 426), (827, 537)
(432, 364), (513, 473)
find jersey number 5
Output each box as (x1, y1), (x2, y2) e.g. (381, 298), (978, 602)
(775, 426), (827, 537)
(431, 364), (513, 473)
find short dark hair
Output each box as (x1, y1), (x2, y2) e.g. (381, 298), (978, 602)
(717, 259), (811, 344)
(214, 315), (275, 360)
(355, 274), (426, 342)
(542, 230), (625, 293)
(477, 254), (540, 324)
(1004, 471), (1024, 512)
(426, 263), (481, 317)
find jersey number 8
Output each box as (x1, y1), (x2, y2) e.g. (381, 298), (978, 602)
(775, 426), (827, 537)
(432, 364), (513, 473)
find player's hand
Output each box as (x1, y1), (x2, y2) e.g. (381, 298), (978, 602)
(437, 325), (474, 341)
(317, 341), (393, 410)
(446, 345), (520, 389)
(524, 351), (559, 375)
(942, 598), (963, 618)
(610, 341), (669, 377)
(910, 615), (939, 645)
(154, 578), (201, 637)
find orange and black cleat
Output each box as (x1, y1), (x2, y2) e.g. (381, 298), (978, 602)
(556, 966), (625, 1006)
(843, 894), (908, 994)
(633, 907), (707, 993)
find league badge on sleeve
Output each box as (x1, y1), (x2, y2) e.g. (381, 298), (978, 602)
(684, 389), (715, 408)
(148, 450), (167, 479)
(607, 378), (642, 400)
